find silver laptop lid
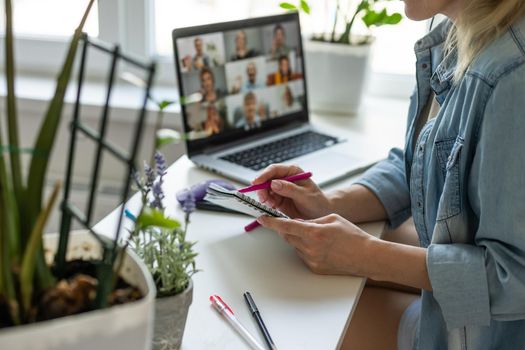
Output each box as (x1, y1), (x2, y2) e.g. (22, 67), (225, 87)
(172, 12), (309, 157)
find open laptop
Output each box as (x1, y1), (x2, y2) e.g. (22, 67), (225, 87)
(172, 12), (382, 186)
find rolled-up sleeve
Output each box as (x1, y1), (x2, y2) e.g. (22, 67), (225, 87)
(355, 147), (411, 228)
(427, 67), (525, 329)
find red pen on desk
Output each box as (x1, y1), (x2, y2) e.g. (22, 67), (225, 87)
(210, 295), (265, 350)
(242, 172), (312, 232)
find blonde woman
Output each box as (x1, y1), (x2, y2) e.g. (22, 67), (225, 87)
(252, 0), (525, 349)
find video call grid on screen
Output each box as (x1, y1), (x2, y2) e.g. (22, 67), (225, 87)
(174, 17), (307, 142)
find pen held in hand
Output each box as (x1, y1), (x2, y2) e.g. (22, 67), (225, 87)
(239, 171), (313, 193)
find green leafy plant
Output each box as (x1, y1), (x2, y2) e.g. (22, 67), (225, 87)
(0, 0), (96, 326)
(280, 0), (403, 44)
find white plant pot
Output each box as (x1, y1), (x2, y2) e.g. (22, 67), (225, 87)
(304, 39), (372, 115)
(0, 230), (156, 350)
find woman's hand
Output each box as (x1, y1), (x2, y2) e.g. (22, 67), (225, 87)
(252, 164), (333, 219)
(257, 213), (377, 276)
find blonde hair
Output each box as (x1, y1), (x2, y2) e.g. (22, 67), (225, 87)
(445, 0), (525, 82)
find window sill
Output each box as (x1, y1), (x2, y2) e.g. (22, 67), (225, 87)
(0, 74), (183, 129)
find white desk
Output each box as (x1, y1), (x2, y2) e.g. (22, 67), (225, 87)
(94, 95), (408, 349)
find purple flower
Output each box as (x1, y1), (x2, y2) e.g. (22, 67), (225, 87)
(181, 191), (196, 215)
(144, 161), (156, 190)
(154, 151), (167, 178)
(150, 181), (165, 210)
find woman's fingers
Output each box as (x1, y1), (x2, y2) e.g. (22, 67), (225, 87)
(252, 163), (304, 185)
(270, 179), (311, 201)
(257, 216), (313, 237)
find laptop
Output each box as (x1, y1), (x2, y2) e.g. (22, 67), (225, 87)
(172, 12), (382, 187)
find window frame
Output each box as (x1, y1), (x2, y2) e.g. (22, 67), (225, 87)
(2, 0), (421, 99)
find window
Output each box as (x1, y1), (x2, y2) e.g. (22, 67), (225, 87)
(0, 0), (99, 38)
(3, 0), (426, 97)
(153, 0), (427, 76)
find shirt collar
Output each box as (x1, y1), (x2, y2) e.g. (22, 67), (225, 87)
(414, 19), (457, 104)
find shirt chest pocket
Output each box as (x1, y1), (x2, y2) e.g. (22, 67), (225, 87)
(434, 136), (464, 220)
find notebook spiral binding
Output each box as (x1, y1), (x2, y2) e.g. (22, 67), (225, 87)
(236, 192), (289, 218)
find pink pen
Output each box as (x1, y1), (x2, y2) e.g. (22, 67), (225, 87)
(242, 172), (312, 232)
(244, 220), (261, 232)
(238, 171), (313, 193)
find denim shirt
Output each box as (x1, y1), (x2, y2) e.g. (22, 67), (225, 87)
(356, 17), (525, 349)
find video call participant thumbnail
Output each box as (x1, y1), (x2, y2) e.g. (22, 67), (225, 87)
(200, 68), (223, 103)
(193, 37), (210, 70)
(202, 104), (224, 136)
(235, 92), (266, 130)
(270, 24), (291, 59)
(267, 55), (303, 85)
(230, 30), (259, 61)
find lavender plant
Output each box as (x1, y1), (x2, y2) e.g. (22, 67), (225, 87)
(129, 152), (198, 296)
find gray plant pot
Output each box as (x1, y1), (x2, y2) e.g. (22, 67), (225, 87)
(153, 280), (194, 350)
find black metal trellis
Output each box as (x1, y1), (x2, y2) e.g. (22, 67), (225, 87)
(54, 33), (156, 307)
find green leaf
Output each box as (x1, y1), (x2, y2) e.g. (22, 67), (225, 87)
(4, 0), (23, 222)
(26, 0), (95, 235)
(158, 100), (175, 111)
(137, 207), (181, 230)
(279, 2), (297, 10)
(362, 9), (384, 28)
(384, 12), (403, 25)
(356, 0), (370, 13)
(0, 149), (20, 324)
(20, 182), (60, 313)
(362, 8), (402, 28)
(155, 128), (182, 149)
(46, 0), (96, 279)
(300, 0), (311, 14)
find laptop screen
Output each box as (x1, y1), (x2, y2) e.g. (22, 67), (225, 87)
(172, 13), (308, 155)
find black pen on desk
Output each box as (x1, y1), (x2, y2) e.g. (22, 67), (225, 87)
(244, 292), (277, 350)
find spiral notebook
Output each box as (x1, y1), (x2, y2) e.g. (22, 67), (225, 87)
(204, 184), (289, 219)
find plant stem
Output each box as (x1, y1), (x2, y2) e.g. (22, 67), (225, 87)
(339, 5), (361, 44)
(330, 0), (340, 42)
(150, 107), (165, 166)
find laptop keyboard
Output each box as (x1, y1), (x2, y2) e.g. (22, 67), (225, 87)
(220, 131), (340, 171)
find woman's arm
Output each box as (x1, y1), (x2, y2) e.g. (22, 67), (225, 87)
(333, 148), (412, 227)
(257, 214), (431, 291)
(328, 184), (388, 223)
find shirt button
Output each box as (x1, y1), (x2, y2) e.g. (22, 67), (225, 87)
(419, 145), (424, 151)
(417, 201), (422, 208)
(422, 63), (428, 69)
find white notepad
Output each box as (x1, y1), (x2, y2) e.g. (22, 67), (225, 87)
(205, 184), (289, 219)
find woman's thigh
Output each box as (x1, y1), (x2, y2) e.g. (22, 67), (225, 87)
(340, 285), (420, 350)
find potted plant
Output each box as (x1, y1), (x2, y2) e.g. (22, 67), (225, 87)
(280, 0), (403, 114)
(113, 88), (198, 349)
(0, 1), (160, 348)
(127, 149), (198, 350)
